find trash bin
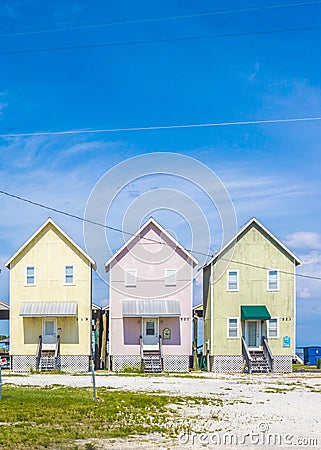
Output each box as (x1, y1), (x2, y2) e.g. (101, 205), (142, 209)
(316, 358), (321, 369)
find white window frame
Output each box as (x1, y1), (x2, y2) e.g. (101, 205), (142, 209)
(64, 265), (75, 285)
(267, 269), (279, 291)
(25, 266), (35, 286)
(165, 269), (177, 286)
(227, 270), (239, 291)
(125, 269), (137, 287)
(267, 317), (279, 338)
(227, 317), (239, 339)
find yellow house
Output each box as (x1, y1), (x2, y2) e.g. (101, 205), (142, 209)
(6, 218), (96, 372)
(203, 218), (301, 373)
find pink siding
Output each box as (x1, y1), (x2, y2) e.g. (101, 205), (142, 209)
(109, 221), (194, 357)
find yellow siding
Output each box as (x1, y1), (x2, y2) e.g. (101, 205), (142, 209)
(205, 223), (296, 356)
(9, 223), (92, 356)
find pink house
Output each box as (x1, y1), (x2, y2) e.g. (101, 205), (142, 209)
(105, 218), (197, 372)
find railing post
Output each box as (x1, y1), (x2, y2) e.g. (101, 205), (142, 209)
(159, 335), (164, 372)
(139, 335), (144, 372)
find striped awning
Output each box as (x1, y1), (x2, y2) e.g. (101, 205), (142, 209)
(20, 302), (77, 317)
(123, 299), (181, 317)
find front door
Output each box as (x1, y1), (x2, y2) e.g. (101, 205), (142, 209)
(142, 318), (158, 346)
(42, 318), (57, 345)
(245, 320), (261, 349)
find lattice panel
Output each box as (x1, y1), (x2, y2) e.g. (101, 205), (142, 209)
(212, 355), (243, 373)
(273, 355), (292, 373)
(60, 356), (90, 373)
(12, 355), (36, 373)
(112, 355), (141, 372)
(163, 355), (189, 373)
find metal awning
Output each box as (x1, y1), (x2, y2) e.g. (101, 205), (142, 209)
(0, 301), (9, 320)
(241, 305), (271, 321)
(123, 299), (181, 317)
(20, 302), (77, 317)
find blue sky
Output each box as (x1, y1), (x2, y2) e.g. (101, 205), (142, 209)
(0, 0), (321, 346)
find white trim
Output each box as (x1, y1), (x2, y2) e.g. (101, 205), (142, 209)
(267, 317), (279, 338)
(5, 218), (96, 269)
(25, 265), (36, 286)
(227, 317), (239, 339)
(125, 269), (137, 287)
(267, 269), (279, 291)
(204, 217), (302, 268)
(64, 264), (75, 285)
(165, 268), (177, 286)
(105, 217), (198, 271)
(227, 269), (239, 291)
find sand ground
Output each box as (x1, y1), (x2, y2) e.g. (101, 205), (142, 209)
(2, 371), (321, 449)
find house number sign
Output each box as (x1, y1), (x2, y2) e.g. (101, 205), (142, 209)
(163, 328), (171, 340)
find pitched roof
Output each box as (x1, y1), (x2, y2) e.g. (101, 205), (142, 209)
(5, 218), (96, 269)
(105, 217), (198, 271)
(203, 217), (301, 268)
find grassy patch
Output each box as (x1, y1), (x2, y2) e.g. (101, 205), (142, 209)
(0, 386), (200, 449)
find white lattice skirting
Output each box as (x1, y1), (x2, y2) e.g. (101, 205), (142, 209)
(212, 356), (243, 373)
(111, 354), (190, 372)
(12, 355), (90, 373)
(211, 355), (293, 373)
(60, 356), (90, 373)
(112, 355), (141, 372)
(273, 355), (293, 373)
(163, 355), (189, 372)
(12, 355), (37, 373)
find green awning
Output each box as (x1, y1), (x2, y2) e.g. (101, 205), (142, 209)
(241, 305), (271, 321)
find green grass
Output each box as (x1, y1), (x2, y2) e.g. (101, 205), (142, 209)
(293, 364), (318, 370)
(0, 386), (195, 449)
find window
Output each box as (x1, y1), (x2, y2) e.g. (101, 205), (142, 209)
(26, 266), (35, 285)
(165, 269), (177, 286)
(227, 318), (239, 338)
(267, 318), (279, 338)
(125, 269), (137, 287)
(65, 265), (74, 284)
(268, 270), (279, 290)
(227, 270), (239, 291)
(146, 321), (155, 336)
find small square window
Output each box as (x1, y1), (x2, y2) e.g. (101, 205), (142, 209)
(165, 269), (177, 286)
(227, 270), (239, 291)
(227, 318), (239, 338)
(268, 270), (279, 290)
(26, 266), (35, 285)
(125, 269), (137, 287)
(65, 265), (74, 284)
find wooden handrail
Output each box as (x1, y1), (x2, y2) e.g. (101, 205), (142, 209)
(55, 335), (61, 359)
(262, 337), (274, 373)
(241, 337), (252, 373)
(36, 335), (42, 370)
(159, 335), (164, 372)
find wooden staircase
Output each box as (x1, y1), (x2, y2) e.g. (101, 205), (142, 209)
(140, 336), (164, 373)
(249, 350), (270, 373)
(36, 335), (60, 372)
(242, 336), (274, 374)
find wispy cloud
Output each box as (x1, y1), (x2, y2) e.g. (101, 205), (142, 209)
(285, 232), (321, 251)
(248, 62), (260, 83)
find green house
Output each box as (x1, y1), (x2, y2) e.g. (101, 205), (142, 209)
(203, 218), (301, 373)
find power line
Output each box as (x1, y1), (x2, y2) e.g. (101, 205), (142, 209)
(1, 1), (320, 38)
(1, 24), (321, 56)
(0, 189), (318, 282)
(1, 116), (321, 138)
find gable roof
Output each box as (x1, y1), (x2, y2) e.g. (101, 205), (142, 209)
(5, 218), (96, 269)
(105, 217), (198, 271)
(204, 217), (301, 268)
